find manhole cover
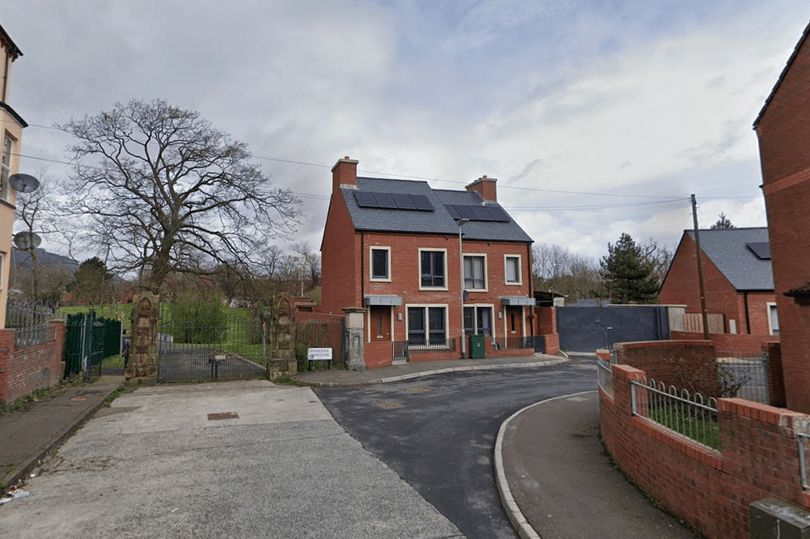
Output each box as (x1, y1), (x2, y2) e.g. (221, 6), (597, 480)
(374, 401), (404, 410)
(405, 387), (431, 393)
(207, 412), (239, 420)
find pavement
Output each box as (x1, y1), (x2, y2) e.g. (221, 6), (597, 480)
(0, 354), (698, 538)
(0, 374), (124, 492)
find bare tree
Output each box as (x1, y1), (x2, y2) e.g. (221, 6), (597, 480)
(13, 174), (58, 301)
(532, 243), (604, 301)
(58, 99), (300, 295)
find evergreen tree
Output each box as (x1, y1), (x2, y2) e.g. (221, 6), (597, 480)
(600, 233), (659, 304)
(69, 257), (113, 307)
(710, 213), (734, 230)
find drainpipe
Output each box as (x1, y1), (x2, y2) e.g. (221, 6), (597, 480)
(360, 232), (365, 309)
(744, 291), (751, 334)
(2, 50), (9, 102)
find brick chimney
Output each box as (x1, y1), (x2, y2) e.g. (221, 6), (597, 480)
(332, 156), (358, 193)
(466, 175), (497, 202)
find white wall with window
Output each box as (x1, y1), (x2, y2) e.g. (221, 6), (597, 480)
(463, 254), (487, 291)
(418, 248), (447, 290)
(406, 304), (448, 346)
(370, 246), (391, 282)
(504, 254), (522, 285)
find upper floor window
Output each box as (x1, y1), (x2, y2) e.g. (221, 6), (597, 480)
(464, 255), (486, 291)
(505, 255), (521, 285)
(420, 249), (446, 289)
(370, 246), (391, 281)
(1, 133), (12, 201)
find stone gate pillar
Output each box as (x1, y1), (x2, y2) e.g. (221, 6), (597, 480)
(343, 307), (366, 371)
(126, 292), (159, 385)
(268, 295), (297, 378)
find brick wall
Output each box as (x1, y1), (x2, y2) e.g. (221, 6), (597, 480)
(755, 29), (810, 414)
(0, 321), (65, 403)
(601, 363), (810, 539)
(670, 331), (776, 357)
(364, 340), (393, 369)
(614, 340), (719, 397)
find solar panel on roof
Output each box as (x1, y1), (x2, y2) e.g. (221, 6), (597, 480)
(455, 205), (476, 219)
(354, 191), (378, 208)
(746, 242), (771, 260)
(486, 206), (510, 222)
(444, 204), (461, 219)
(472, 206), (495, 221)
(392, 193), (416, 210)
(410, 194), (434, 211)
(373, 192), (398, 209)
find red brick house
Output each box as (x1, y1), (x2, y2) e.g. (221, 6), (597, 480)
(754, 21), (810, 414)
(320, 157), (536, 368)
(658, 228), (777, 341)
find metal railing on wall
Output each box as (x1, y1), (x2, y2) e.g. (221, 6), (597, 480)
(5, 300), (57, 349)
(631, 378), (721, 450)
(716, 354), (770, 404)
(597, 357), (613, 398)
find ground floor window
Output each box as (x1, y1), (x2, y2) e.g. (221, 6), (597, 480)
(464, 306), (492, 336)
(408, 306), (447, 345)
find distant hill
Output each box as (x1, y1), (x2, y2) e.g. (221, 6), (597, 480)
(11, 247), (79, 273)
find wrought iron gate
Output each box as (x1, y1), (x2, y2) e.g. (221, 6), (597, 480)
(157, 306), (269, 382)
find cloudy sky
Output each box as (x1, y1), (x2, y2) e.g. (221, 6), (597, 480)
(4, 0), (809, 263)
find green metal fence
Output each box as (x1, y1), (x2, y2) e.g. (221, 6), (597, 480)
(64, 312), (121, 380)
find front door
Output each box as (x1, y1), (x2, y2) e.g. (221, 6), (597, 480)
(370, 306), (392, 341)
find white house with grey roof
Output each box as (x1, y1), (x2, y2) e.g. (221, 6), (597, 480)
(320, 157), (536, 369)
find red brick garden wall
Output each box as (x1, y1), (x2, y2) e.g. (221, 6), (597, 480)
(0, 321), (65, 403)
(601, 363), (810, 539)
(613, 340), (719, 397)
(364, 340), (393, 369)
(670, 331), (776, 357)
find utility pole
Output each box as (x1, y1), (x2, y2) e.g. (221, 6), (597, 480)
(691, 194), (710, 340)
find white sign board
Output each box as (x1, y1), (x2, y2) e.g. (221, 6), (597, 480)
(307, 348), (332, 360)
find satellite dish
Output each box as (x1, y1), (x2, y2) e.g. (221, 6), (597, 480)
(13, 231), (41, 250)
(8, 173), (40, 193)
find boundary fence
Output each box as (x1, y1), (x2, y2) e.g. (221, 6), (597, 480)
(630, 377), (721, 450)
(5, 300), (58, 349)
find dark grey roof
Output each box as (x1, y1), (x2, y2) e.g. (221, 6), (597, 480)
(686, 227), (773, 291)
(342, 177), (533, 243)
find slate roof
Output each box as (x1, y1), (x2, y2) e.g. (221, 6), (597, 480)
(685, 227), (773, 291)
(341, 177), (533, 243)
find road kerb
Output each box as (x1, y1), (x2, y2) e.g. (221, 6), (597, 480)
(493, 389), (597, 539)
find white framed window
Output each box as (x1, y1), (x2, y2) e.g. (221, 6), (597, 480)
(464, 305), (493, 336)
(767, 302), (779, 336)
(418, 248), (447, 290)
(463, 254), (487, 291)
(370, 246), (391, 282)
(1, 133), (13, 201)
(406, 304), (448, 346)
(504, 255), (522, 285)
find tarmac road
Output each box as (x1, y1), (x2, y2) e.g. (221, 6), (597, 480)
(314, 360), (598, 539)
(0, 380), (463, 539)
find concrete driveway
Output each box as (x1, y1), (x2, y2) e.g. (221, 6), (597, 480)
(0, 380), (464, 539)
